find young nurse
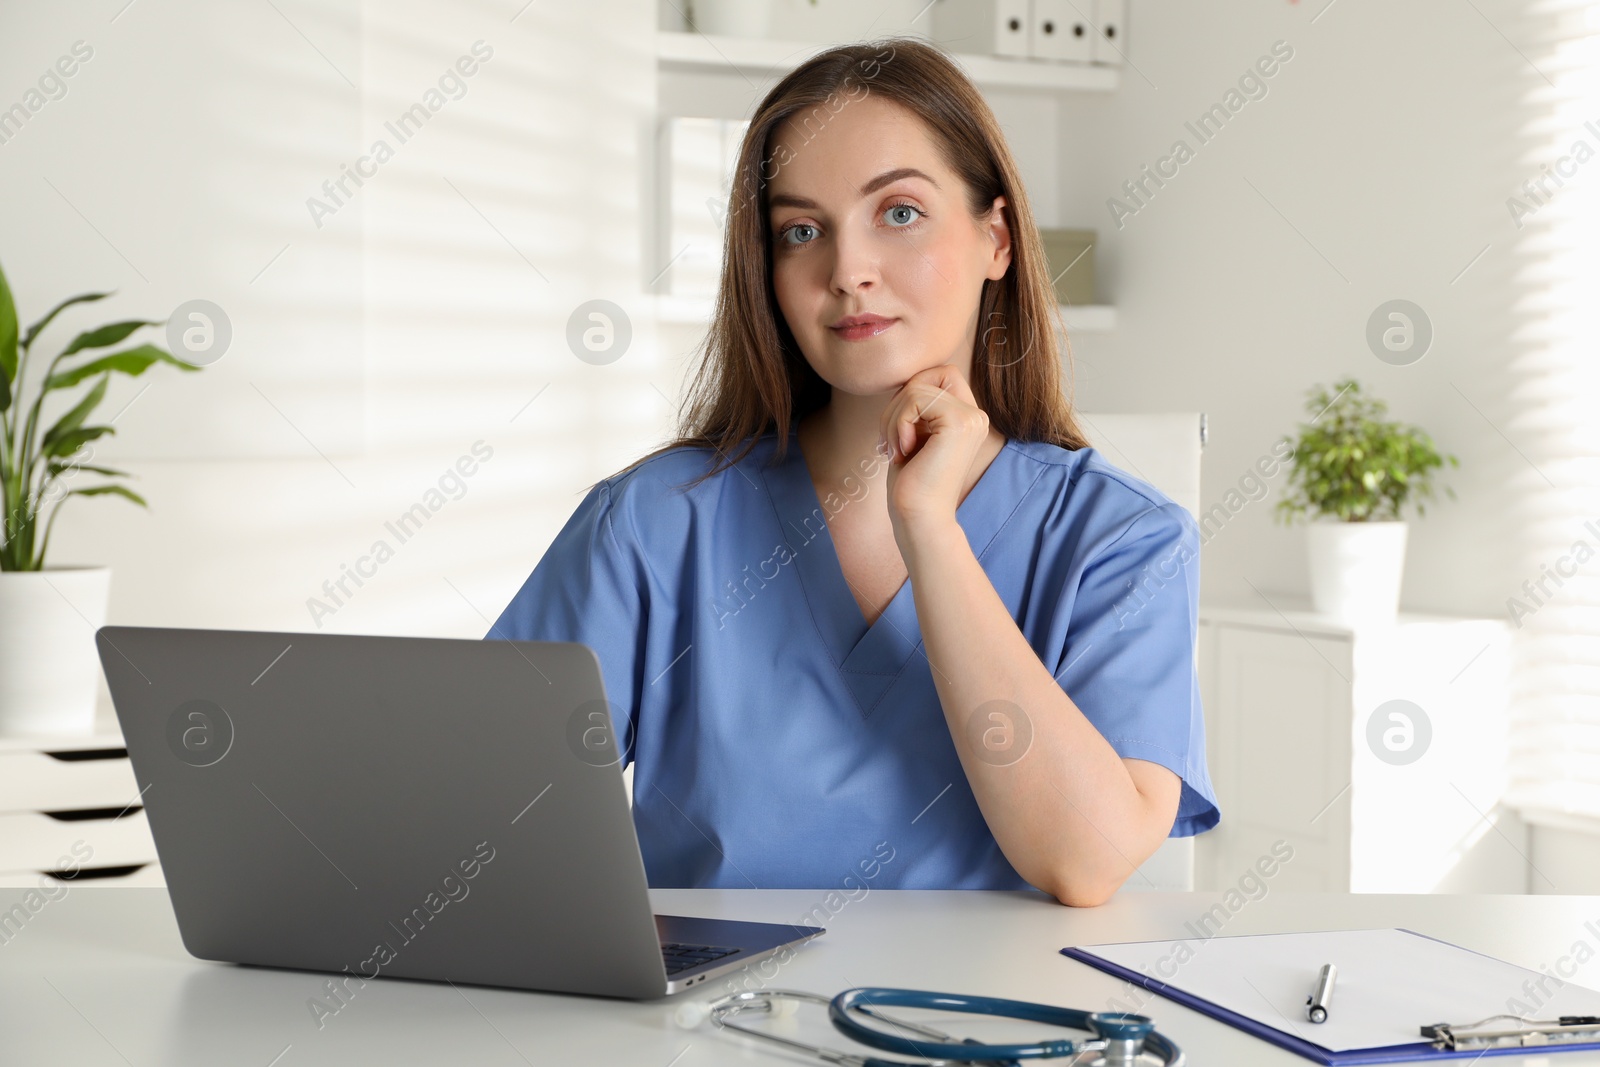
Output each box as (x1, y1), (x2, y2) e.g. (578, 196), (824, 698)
(492, 38), (1218, 907)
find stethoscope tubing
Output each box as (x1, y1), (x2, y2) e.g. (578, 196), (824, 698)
(831, 987), (1098, 1060)
(713, 991), (962, 1067)
(706, 987), (1182, 1067)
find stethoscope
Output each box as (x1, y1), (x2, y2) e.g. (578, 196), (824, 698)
(680, 987), (1185, 1067)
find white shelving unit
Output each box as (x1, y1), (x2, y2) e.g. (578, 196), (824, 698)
(0, 729), (162, 887)
(657, 31), (1120, 93)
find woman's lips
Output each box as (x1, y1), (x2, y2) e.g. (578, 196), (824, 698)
(830, 318), (897, 341)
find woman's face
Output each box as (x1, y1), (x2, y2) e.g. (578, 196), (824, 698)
(765, 94), (1012, 400)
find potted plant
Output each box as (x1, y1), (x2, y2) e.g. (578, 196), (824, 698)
(1274, 378), (1458, 625)
(1, 256), (199, 735)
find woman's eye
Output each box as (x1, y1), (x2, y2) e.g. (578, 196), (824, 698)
(776, 204), (924, 249)
(884, 202), (924, 227)
(778, 223), (817, 247)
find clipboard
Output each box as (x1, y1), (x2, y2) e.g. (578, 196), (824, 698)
(1061, 927), (1600, 1064)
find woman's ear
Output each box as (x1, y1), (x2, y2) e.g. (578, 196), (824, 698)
(983, 195), (1012, 281)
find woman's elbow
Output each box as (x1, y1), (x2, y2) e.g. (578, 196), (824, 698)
(1044, 870), (1122, 908)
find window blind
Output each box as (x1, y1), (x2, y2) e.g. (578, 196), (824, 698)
(1504, 0), (1600, 828)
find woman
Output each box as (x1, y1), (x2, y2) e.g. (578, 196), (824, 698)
(492, 38), (1218, 907)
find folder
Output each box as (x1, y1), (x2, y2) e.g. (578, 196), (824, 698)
(1091, 0), (1125, 65)
(930, 0), (1031, 59)
(1033, 0), (1092, 63)
(1062, 928), (1600, 1063)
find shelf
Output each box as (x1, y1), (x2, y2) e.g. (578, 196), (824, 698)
(657, 294), (1116, 333)
(657, 31), (1119, 93)
(1057, 304), (1115, 332)
(1199, 599), (1510, 636)
(0, 728), (125, 753)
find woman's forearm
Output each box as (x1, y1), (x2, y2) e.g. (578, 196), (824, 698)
(900, 515), (1181, 906)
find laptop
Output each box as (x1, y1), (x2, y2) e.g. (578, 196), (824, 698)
(94, 626), (822, 999)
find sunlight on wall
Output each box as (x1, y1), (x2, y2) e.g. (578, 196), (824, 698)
(23, 0), (667, 657)
(1503, 2), (1600, 850)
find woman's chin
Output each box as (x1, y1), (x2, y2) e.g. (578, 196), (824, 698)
(812, 352), (938, 397)
(825, 372), (916, 398)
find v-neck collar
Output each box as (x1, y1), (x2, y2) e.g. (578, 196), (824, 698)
(759, 423), (1035, 719)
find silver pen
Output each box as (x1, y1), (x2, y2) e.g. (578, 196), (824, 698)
(1306, 963), (1338, 1024)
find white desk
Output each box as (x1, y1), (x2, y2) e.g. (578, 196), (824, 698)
(5, 887), (1600, 1065)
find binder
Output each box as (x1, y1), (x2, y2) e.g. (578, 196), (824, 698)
(1061, 927), (1600, 1063)
(930, 0), (1031, 59)
(1091, 0), (1125, 65)
(1033, 0), (1092, 63)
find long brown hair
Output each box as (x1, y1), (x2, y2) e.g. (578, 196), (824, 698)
(626, 36), (1089, 486)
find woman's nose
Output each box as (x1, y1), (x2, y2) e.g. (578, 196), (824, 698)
(828, 226), (880, 295)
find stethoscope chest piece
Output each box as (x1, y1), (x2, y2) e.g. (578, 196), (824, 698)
(1087, 1012), (1159, 1066)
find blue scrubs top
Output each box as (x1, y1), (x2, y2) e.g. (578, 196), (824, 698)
(489, 425), (1219, 890)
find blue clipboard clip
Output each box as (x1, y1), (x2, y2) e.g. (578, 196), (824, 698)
(1421, 1015), (1600, 1051)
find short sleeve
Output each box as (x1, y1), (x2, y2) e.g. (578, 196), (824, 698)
(487, 481), (648, 766)
(1056, 501), (1220, 836)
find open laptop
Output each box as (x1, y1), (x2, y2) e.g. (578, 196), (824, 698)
(94, 626), (821, 999)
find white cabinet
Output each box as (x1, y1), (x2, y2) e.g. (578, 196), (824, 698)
(1195, 602), (1523, 894)
(0, 731), (162, 887)
(1199, 622), (1352, 892)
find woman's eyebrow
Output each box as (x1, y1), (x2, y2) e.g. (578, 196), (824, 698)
(768, 166), (940, 211)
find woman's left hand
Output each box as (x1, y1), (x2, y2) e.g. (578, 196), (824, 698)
(880, 363), (991, 537)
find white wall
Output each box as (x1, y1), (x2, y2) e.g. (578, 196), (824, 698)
(1056, 0), (1533, 620)
(1, 1), (665, 732)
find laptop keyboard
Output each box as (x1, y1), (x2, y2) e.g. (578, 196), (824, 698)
(661, 941), (738, 975)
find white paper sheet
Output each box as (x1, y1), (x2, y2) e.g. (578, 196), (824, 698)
(1074, 928), (1600, 1053)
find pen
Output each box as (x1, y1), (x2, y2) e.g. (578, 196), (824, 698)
(1306, 963), (1338, 1024)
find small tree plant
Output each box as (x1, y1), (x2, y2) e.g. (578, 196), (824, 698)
(1275, 377), (1459, 524)
(1, 256), (199, 571)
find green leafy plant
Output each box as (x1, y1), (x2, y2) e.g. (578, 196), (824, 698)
(1275, 377), (1459, 524)
(0, 256), (199, 571)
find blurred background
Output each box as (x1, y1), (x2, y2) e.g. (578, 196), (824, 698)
(1, 0), (1596, 898)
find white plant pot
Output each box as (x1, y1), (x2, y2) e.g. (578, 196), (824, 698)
(690, 0), (773, 38)
(1307, 521), (1407, 626)
(0, 566), (111, 736)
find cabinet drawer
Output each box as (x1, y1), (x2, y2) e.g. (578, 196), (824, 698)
(0, 809), (157, 873)
(0, 748), (141, 813)
(0, 861), (165, 888)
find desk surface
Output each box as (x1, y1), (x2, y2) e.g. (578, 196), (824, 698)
(5, 887), (1599, 1065)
